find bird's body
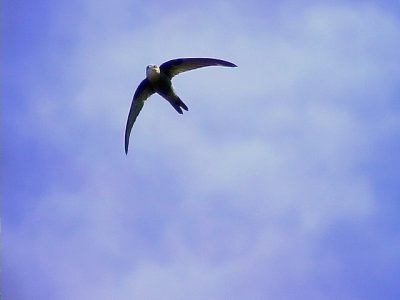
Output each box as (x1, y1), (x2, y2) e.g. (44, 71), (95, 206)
(145, 65), (188, 114)
(124, 58), (237, 154)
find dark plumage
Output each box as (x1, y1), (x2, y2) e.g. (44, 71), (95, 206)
(124, 57), (237, 154)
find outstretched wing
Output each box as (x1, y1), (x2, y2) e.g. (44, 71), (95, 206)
(125, 79), (154, 154)
(160, 58), (237, 79)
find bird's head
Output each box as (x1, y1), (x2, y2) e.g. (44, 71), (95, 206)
(146, 64), (160, 80)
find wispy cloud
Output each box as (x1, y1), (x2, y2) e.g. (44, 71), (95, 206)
(4, 1), (400, 299)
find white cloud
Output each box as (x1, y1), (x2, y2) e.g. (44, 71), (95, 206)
(5, 1), (400, 299)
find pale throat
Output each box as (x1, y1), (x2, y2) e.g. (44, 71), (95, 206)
(146, 66), (161, 82)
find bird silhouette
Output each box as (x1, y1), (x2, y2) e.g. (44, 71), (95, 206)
(124, 57), (237, 154)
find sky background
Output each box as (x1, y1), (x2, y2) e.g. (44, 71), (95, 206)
(3, 0), (400, 299)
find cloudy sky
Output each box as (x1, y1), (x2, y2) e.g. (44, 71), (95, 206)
(3, 0), (400, 299)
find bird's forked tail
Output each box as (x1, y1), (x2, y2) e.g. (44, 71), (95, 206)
(169, 96), (188, 114)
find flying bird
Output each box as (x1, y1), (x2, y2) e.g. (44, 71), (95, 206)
(124, 57), (237, 154)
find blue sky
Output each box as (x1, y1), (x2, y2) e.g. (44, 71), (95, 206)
(3, 0), (400, 299)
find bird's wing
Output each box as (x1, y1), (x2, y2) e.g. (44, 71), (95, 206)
(125, 79), (154, 154)
(160, 58), (237, 79)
